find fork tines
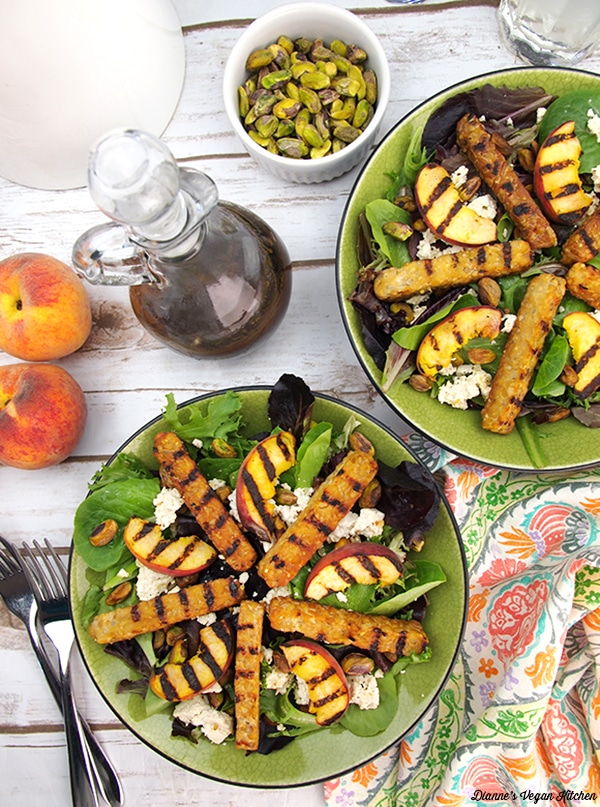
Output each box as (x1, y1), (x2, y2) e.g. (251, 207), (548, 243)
(0, 535), (26, 578)
(22, 539), (68, 601)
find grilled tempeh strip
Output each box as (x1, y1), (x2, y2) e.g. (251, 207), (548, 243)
(373, 240), (533, 302)
(153, 431), (257, 572)
(88, 577), (244, 644)
(268, 597), (428, 657)
(481, 272), (566, 434)
(566, 261), (600, 309)
(234, 600), (265, 751)
(257, 450), (379, 588)
(456, 113), (557, 251)
(561, 209), (600, 266)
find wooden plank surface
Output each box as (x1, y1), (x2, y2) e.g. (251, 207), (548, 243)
(1, 1), (599, 805)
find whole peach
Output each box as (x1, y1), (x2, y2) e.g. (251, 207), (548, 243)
(0, 363), (87, 470)
(0, 252), (92, 361)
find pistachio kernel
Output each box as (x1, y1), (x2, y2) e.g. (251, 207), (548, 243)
(90, 518), (119, 547)
(105, 581), (133, 606)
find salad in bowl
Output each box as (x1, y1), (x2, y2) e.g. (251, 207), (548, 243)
(69, 375), (466, 787)
(337, 66), (600, 471)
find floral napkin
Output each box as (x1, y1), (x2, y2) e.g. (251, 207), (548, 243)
(324, 434), (600, 806)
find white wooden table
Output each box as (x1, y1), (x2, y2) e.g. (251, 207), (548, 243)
(1, 2), (599, 805)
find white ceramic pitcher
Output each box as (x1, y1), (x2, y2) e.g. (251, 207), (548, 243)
(0, 0), (185, 189)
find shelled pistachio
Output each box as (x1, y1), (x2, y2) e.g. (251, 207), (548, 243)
(238, 35), (377, 160)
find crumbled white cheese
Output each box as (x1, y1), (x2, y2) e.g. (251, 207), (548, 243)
(501, 314), (517, 333)
(116, 568), (130, 579)
(588, 108), (600, 142)
(265, 668), (293, 695)
(592, 165), (600, 194)
(262, 646), (274, 664)
(336, 591), (348, 602)
(262, 586), (291, 605)
(227, 490), (240, 522)
(238, 571), (250, 585)
(201, 680), (223, 694)
(135, 561), (178, 601)
(406, 292), (431, 320)
(467, 193), (497, 220)
(192, 438), (203, 450)
(209, 478), (226, 491)
(327, 507), (385, 542)
(294, 676), (310, 706)
(416, 228), (462, 261)
(536, 106), (547, 123)
(173, 694), (233, 744)
(274, 486), (313, 526)
(348, 674), (380, 710)
(450, 165), (469, 188)
(196, 611), (217, 627)
(153, 487), (184, 530)
(437, 365), (492, 410)
(354, 508), (386, 539)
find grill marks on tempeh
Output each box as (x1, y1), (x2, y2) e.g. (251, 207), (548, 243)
(456, 113), (557, 251)
(481, 272), (566, 434)
(257, 450), (379, 588)
(268, 596), (428, 657)
(373, 240), (533, 302)
(88, 577), (244, 644)
(234, 600), (265, 751)
(153, 431), (257, 571)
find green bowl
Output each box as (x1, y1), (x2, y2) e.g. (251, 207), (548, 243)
(336, 66), (600, 472)
(70, 388), (467, 788)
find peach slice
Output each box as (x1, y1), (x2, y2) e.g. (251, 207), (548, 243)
(534, 120), (592, 225)
(235, 431), (296, 542)
(416, 306), (503, 378)
(563, 311), (600, 398)
(150, 619), (235, 701)
(282, 639), (350, 725)
(123, 516), (217, 576)
(414, 163), (497, 246)
(304, 542), (403, 601)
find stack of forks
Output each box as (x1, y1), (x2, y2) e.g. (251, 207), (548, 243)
(0, 534), (123, 807)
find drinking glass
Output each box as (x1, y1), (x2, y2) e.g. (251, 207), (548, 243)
(498, 0), (600, 67)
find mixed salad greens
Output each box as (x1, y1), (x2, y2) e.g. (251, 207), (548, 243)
(349, 83), (600, 466)
(72, 375), (446, 754)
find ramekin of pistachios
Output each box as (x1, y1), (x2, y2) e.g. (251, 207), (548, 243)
(223, 3), (390, 184)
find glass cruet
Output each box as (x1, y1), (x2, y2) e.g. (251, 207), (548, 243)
(72, 128), (292, 358)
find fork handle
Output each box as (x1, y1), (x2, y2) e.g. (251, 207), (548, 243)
(59, 660), (105, 807)
(27, 611), (123, 806)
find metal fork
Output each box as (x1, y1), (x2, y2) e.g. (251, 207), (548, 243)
(0, 535), (123, 806)
(18, 538), (122, 807)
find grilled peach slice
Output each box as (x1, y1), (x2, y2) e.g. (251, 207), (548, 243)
(563, 311), (600, 398)
(304, 542), (403, 601)
(416, 306), (503, 378)
(534, 120), (592, 225)
(150, 619), (235, 701)
(235, 431), (296, 542)
(282, 639), (350, 726)
(123, 517), (216, 576)
(414, 163), (497, 246)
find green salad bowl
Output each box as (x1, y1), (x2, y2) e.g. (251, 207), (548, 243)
(336, 66), (600, 472)
(69, 387), (467, 788)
